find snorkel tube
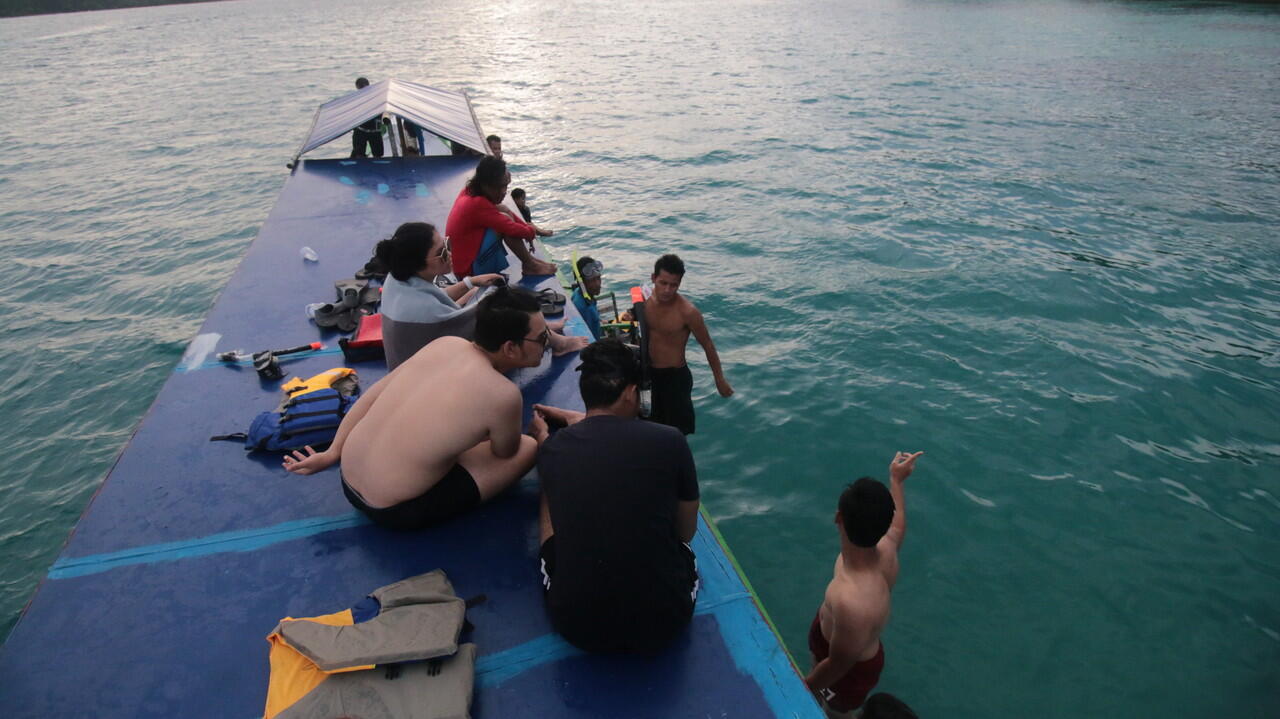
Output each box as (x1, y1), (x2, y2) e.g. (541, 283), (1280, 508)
(571, 250), (593, 301)
(217, 342), (323, 381)
(629, 285), (653, 418)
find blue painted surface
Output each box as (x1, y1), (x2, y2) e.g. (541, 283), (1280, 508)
(0, 156), (819, 717)
(48, 512), (370, 579)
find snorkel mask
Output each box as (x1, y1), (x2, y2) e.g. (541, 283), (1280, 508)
(572, 253), (605, 300)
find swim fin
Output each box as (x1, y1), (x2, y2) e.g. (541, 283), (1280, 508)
(358, 284), (381, 309)
(334, 278), (370, 309)
(313, 303), (362, 333)
(355, 255), (389, 281)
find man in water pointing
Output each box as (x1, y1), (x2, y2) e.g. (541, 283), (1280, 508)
(806, 451), (923, 716)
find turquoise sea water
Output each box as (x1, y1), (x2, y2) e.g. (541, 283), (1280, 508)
(1, 0), (1277, 715)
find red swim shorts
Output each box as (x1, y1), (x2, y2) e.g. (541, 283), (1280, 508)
(808, 611), (885, 712)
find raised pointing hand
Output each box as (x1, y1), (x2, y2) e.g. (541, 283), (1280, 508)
(889, 450), (924, 482)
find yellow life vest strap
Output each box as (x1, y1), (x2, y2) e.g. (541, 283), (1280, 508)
(281, 367), (357, 397)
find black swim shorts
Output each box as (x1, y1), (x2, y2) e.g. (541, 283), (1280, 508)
(342, 465), (480, 531)
(648, 365), (695, 435)
(539, 536), (699, 653)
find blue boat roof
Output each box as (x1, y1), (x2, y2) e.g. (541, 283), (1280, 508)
(0, 155), (820, 717)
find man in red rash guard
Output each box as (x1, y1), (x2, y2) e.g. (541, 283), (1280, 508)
(446, 156), (557, 278)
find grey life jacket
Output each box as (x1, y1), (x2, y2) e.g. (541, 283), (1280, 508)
(273, 570), (476, 719)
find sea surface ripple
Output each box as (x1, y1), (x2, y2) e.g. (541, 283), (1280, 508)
(0, 0), (1277, 716)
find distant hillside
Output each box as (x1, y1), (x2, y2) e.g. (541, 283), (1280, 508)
(2, 0), (226, 18)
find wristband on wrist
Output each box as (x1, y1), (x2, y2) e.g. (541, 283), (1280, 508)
(463, 276), (474, 289)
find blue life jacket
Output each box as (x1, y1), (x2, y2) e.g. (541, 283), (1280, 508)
(211, 370), (360, 453)
(241, 388), (356, 452)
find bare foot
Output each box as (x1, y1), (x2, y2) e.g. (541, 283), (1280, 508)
(523, 260), (557, 277)
(533, 403), (586, 428)
(550, 332), (589, 356)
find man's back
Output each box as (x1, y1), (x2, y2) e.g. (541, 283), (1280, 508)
(538, 414), (699, 651)
(819, 545), (898, 663)
(342, 336), (517, 505)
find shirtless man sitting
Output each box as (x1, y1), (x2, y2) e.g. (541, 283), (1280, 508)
(806, 451), (923, 716)
(641, 253), (732, 435)
(283, 287), (550, 530)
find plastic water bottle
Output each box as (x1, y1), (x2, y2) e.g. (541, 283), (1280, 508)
(300, 246), (319, 262)
(639, 387), (653, 417)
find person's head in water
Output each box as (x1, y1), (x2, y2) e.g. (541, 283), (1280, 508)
(651, 253), (685, 304)
(467, 156), (511, 204)
(486, 134), (503, 158)
(577, 338), (642, 414)
(858, 693), (918, 719)
(576, 255), (604, 298)
(375, 222), (450, 282)
(355, 77), (369, 90)
(837, 477), (895, 548)
(475, 286), (548, 368)
(510, 187), (527, 208)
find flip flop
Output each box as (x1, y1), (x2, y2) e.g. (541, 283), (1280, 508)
(537, 288), (567, 315)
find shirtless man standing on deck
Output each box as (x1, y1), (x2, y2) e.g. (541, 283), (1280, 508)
(641, 253), (732, 435)
(282, 287), (548, 530)
(806, 451), (923, 717)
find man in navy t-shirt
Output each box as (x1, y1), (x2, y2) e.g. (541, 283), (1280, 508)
(529, 339), (700, 653)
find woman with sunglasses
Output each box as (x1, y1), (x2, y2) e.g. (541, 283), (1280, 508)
(376, 222), (506, 370)
(377, 222), (587, 371)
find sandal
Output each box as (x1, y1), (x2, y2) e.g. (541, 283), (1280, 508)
(537, 288), (567, 315)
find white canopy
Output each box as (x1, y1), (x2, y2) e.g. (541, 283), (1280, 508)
(294, 79), (489, 160)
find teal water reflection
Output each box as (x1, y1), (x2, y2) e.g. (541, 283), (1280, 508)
(0, 1), (1276, 715)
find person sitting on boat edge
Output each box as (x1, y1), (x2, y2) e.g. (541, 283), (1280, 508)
(570, 255), (604, 341)
(377, 222), (587, 370)
(508, 187), (538, 254)
(530, 339), (700, 653)
(446, 157), (557, 278)
(505, 187), (537, 253)
(641, 253), (733, 436)
(806, 452), (923, 716)
(486, 134), (503, 159)
(350, 77), (384, 159)
(282, 287), (553, 530)
(510, 187), (532, 223)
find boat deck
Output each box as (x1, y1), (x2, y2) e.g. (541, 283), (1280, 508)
(0, 155), (820, 718)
